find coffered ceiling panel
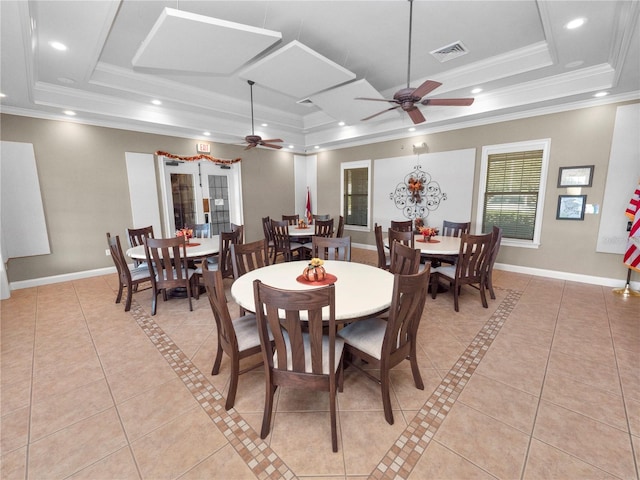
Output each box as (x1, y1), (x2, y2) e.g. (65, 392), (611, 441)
(239, 40), (356, 99)
(132, 8), (282, 74)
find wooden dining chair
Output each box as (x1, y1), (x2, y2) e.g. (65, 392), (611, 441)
(390, 220), (413, 232)
(206, 229), (242, 279)
(271, 220), (304, 262)
(106, 233), (151, 311)
(144, 236), (198, 316)
(253, 279), (343, 452)
(313, 214), (331, 222)
(335, 215), (345, 238)
(302, 218), (334, 255)
(310, 236), (351, 261)
(202, 263), (270, 410)
(338, 265), (431, 425)
(389, 241), (421, 274)
(442, 220), (470, 238)
(388, 227), (414, 249)
(231, 239), (270, 279)
(484, 226), (503, 299)
(127, 225), (154, 266)
(231, 223), (244, 244)
(374, 223), (390, 270)
(282, 214), (299, 226)
(261, 216), (277, 263)
(430, 232), (493, 311)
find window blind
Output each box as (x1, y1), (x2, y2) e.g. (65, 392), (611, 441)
(344, 167), (368, 226)
(483, 150), (543, 240)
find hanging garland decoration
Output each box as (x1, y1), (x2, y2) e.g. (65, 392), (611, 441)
(155, 151), (241, 166)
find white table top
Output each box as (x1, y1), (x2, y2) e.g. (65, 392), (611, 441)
(414, 235), (461, 255)
(288, 226), (315, 237)
(230, 260), (394, 322)
(384, 235), (461, 255)
(126, 236), (220, 260)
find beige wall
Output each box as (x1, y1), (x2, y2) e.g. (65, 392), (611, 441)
(0, 114), (295, 282)
(2, 100), (637, 284)
(315, 101), (638, 282)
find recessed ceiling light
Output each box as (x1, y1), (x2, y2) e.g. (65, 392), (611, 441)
(49, 41), (67, 51)
(594, 91), (608, 98)
(203, 131), (211, 136)
(314, 145), (320, 149)
(63, 110), (76, 116)
(565, 18), (586, 30)
(261, 123), (268, 127)
(408, 127), (416, 132)
(0, 93), (6, 98)
(471, 88), (482, 94)
(151, 99), (162, 105)
(288, 145), (294, 149)
(338, 121), (345, 126)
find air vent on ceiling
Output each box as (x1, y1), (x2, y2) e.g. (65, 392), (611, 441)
(430, 41), (469, 63)
(296, 98), (315, 107)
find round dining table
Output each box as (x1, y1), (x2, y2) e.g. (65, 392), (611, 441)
(414, 235), (461, 255)
(125, 236), (220, 260)
(230, 260), (394, 323)
(287, 226), (315, 238)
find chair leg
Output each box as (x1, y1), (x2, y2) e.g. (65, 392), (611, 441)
(380, 367), (394, 425)
(487, 274), (496, 300)
(480, 280), (488, 308)
(410, 342), (424, 390)
(151, 290), (158, 316)
(124, 286), (133, 312)
(211, 341), (224, 375)
(453, 282), (460, 312)
(260, 383), (277, 439)
(430, 274), (438, 299)
(115, 282), (124, 304)
(330, 381), (338, 452)
(225, 357), (240, 410)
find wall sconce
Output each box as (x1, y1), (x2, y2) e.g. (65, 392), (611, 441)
(412, 142), (428, 153)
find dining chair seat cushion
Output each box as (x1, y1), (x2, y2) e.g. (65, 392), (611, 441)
(233, 314), (273, 351)
(337, 317), (388, 359)
(274, 331), (344, 374)
(155, 267), (196, 281)
(130, 265), (151, 281)
(431, 264), (456, 280)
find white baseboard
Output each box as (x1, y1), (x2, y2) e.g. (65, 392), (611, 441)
(9, 266), (116, 291)
(6, 247), (640, 295)
(353, 242), (640, 291)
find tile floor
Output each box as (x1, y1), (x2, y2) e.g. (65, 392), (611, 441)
(1, 248), (639, 479)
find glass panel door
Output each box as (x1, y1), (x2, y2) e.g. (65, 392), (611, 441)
(171, 173), (197, 230)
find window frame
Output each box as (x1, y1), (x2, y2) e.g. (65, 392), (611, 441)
(475, 139), (551, 249)
(340, 159), (371, 232)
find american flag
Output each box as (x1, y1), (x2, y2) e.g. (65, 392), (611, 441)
(305, 188), (313, 225)
(623, 182), (640, 272)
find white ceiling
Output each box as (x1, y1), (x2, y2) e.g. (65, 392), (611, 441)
(1, 1), (639, 153)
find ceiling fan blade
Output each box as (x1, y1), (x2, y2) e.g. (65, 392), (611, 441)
(244, 144), (256, 150)
(407, 107), (426, 124)
(361, 105), (401, 122)
(355, 97), (398, 103)
(260, 138), (283, 143)
(422, 98), (475, 106)
(261, 143), (283, 149)
(412, 80), (442, 99)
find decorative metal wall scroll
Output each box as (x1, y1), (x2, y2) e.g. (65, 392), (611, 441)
(389, 165), (447, 220)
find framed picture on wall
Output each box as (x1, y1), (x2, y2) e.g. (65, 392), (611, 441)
(557, 165), (594, 187)
(557, 195), (587, 220)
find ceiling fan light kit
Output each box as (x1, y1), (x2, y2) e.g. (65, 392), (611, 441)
(357, 0), (474, 125)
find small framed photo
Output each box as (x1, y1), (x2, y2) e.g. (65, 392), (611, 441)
(557, 195), (587, 220)
(558, 165), (594, 187)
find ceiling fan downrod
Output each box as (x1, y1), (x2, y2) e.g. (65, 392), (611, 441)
(248, 80), (255, 136)
(406, 0), (413, 89)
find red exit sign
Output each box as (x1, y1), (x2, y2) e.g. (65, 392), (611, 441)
(196, 143), (211, 153)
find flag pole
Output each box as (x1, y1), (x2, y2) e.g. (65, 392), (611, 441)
(612, 268), (640, 297)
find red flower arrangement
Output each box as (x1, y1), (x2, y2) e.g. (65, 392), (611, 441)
(418, 226), (439, 238)
(176, 228), (193, 240)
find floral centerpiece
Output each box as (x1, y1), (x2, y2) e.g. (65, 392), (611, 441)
(302, 257), (326, 282)
(176, 228), (193, 243)
(298, 218), (307, 228)
(414, 218), (424, 232)
(418, 226), (439, 242)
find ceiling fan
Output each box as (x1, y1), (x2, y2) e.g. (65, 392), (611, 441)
(243, 80), (284, 150)
(356, 0), (474, 124)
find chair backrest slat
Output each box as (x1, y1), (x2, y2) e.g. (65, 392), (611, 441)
(389, 241), (420, 274)
(282, 214), (299, 226)
(231, 239), (269, 279)
(390, 220), (413, 232)
(335, 215), (345, 238)
(314, 218), (334, 238)
(455, 232), (493, 283)
(442, 220), (470, 238)
(311, 236), (351, 261)
(388, 228), (414, 249)
(374, 223), (390, 270)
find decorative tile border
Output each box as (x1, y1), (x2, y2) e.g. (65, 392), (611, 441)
(371, 289), (522, 479)
(128, 289), (520, 479)
(129, 302), (296, 479)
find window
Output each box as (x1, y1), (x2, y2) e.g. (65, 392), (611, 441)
(341, 160), (371, 231)
(476, 140), (550, 248)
